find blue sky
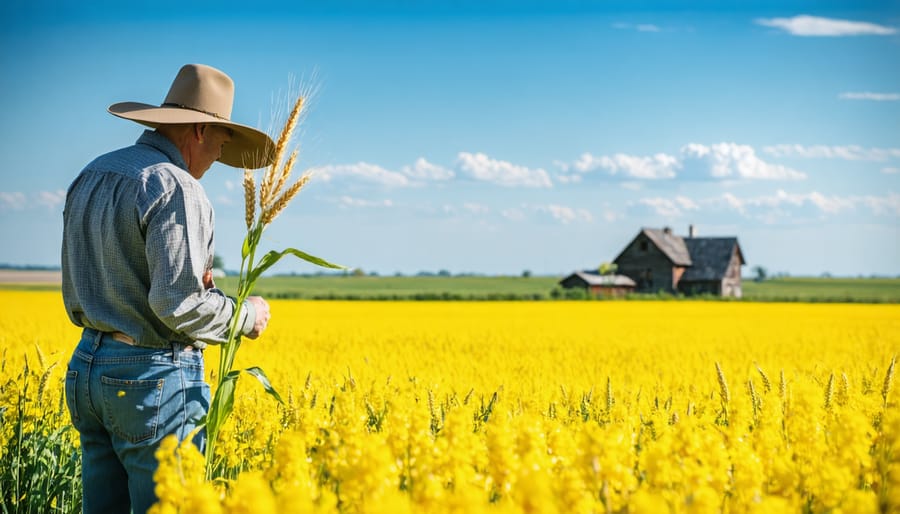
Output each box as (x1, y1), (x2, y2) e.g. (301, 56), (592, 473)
(1, 1), (898, 276)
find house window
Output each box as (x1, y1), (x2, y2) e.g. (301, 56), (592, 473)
(639, 240), (649, 252)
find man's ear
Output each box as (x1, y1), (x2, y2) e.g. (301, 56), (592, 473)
(194, 123), (206, 143)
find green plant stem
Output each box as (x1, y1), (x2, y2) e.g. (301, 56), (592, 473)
(205, 223), (262, 479)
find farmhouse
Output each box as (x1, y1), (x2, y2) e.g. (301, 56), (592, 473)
(615, 226), (745, 297)
(560, 226), (746, 298)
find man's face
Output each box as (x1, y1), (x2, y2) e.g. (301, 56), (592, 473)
(190, 125), (234, 178)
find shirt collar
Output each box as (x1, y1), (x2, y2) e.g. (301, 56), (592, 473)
(136, 130), (189, 171)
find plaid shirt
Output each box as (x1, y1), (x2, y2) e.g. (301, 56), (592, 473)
(62, 130), (254, 349)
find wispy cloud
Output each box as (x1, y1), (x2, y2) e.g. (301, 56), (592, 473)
(755, 15), (897, 36)
(0, 190), (65, 210)
(862, 192), (900, 216)
(457, 152), (553, 188)
(498, 203), (593, 224)
(337, 196), (393, 208)
(638, 196), (700, 217)
(401, 157), (455, 181)
(717, 190), (899, 218)
(763, 144), (900, 161)
(317, 162), (411, 187)
(839, 92), (900, 101)
(884, 167), (900, 175)
(612, 22), (661, 32)
(535, 204), (593, 224)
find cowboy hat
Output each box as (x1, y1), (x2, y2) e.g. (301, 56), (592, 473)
(108, 64), (275, 169)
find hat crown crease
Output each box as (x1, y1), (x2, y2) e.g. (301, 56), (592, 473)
(163, 64), (234, 121)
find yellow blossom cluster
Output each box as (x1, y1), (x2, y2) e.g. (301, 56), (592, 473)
(1, 291), (898, 513)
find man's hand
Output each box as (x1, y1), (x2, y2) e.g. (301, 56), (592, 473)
(203, 269), (216, 289)
(244, 296), (270, 339)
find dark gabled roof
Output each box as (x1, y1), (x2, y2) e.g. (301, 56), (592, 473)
(560, 271), (637, 287)
(642, 228), (692, 266)
(681, 237), (744, 282)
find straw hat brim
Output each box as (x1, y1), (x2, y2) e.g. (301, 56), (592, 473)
(108, 102), (275, 169)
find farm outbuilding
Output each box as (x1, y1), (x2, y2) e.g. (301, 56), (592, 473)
(613, 226), (745, 297)
(558, 271), (636, 297)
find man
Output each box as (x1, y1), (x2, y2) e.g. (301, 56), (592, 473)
(62, 64), (273, 514)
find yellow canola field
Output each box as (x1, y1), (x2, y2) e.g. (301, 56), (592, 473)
(2, 291), (899, 514)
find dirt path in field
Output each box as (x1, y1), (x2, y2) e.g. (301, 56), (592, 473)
(0, 270), (62, 284)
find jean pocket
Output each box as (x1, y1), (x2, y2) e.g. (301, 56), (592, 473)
(64, 370), (79, 424)
(100, 376), (164, 444)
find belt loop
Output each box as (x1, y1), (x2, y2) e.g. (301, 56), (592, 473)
(91, 329), (103, 352)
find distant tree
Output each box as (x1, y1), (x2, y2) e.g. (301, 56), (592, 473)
(598, 262), (618, 276)
(752, 265), (767, 282)
(212, 254), (225, 270)
(522, 269), (532, 278)
(352, 268), (366, 277)
(437, 269), (452, 277)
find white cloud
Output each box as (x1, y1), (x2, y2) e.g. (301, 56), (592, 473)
(560, 143), (804, 182)
(839, 92), (900, 101)
(401, 157), (455, 181)
(0, 190), (65, 210)
(537, 204), (593, 224)
(755, 15), (897, 36)
(500, 204), (593, 224)
(682, 143), (806, 180)
(457, 152), (552, 188)
(862, 192), (900, 216)
(38, 190), (66, 209)
(639, 195), (700, 217)
(317, 162), (411, 187)
(0, 192), (27, 210)
(883, 167), (900, 174)
(718, 190), (896, 217)
(763, 144), (900, 161)
(570, 151), (679, 179)
(338, 196), (393, 208)
(721, 192), (746, 214)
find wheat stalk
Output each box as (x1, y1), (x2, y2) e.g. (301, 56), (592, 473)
(715, 362), (730, 404)
(261, 172), (311, 225)
(242, 170), (255, 230)
(824, 373), (834, 411)
(261, 96), (304, 210)
(755, 363), (771, 393)
(883, 355), (896, 407)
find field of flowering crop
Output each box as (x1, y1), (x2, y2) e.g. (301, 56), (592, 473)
(1, 290), (899, 513)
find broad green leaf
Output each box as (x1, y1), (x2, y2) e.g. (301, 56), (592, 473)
(244, 366), (285, 404)
(207, 370), (240, 435)
(249, 247), (345, 283)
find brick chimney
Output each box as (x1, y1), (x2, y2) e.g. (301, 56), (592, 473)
(688, 224), (696, 238)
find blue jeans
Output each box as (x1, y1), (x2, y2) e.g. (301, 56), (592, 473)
(64, 328), (210, 514)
